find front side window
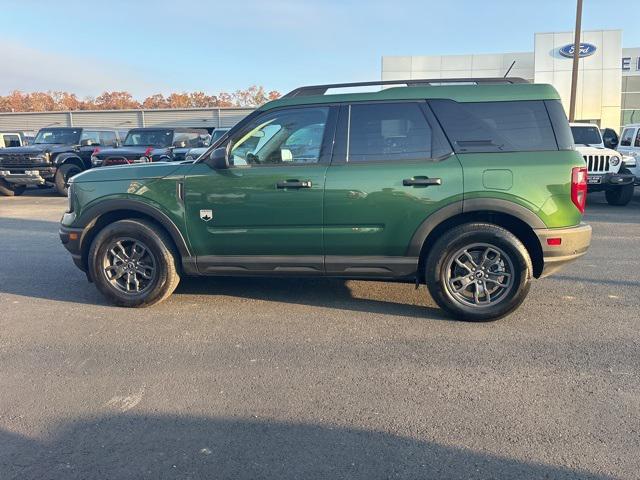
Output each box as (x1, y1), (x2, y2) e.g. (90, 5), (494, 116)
(570, 125), (602, 146)
(620, 128), (634, 147)
(635, 129), (640, 147)
(173, 132), (203, 148)
(34, 128), (81, 145)
(80, 130), (101, 146)
(100, 131), (117, 147)
(123, 129), (173, 147)
(430, 100), (558, 153)
(229, 107), (329, 166)
(347, 103), (440, 162)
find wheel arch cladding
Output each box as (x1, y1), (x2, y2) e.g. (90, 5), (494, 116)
(76, 200), (190, 273)
(410, 202), (544, 281)
(55, 154), (85, 169)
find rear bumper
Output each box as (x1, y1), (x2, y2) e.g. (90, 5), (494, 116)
(535, 223), (592, 278)
(59, 225), (85, 271)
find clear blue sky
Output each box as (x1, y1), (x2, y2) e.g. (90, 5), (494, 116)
(1, 0), (638, 98)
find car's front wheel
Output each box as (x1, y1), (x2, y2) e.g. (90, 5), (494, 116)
(54, 163), (82, 196)
(605, 183), (634, 206)
(88, 219), (180, 307)
(425, 223), (532, 321)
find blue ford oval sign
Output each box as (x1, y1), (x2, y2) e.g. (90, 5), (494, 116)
(559, 43), (597, 58)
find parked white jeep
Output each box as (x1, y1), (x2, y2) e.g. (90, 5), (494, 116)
(570, 123), (635, 206)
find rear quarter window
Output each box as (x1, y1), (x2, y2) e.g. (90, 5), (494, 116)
(429, 99), (560, 153)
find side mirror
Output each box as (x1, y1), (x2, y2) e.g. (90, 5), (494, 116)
(206, 147), (230, 169)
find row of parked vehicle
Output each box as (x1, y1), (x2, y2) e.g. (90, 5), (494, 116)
(570, 123), (640, 206)
(1, 118), (640, 203)
(0, 126), (220, 196)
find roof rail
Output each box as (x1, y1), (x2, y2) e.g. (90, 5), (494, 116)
(282, 78), (529, 98)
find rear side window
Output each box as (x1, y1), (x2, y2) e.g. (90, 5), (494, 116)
(3, 134), (21, 147)
(346, 102), (450, 162)
(545, 100), (574, 151)
(429, 100), (559, 153)
(620, 128), (634, 147)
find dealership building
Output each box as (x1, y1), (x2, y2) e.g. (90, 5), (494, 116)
(382, 30), (640, 131)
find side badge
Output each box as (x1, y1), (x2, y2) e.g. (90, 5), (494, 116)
(200, 209), (213, 222)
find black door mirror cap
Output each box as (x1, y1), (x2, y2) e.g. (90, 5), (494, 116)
(206, 147), (230, 169)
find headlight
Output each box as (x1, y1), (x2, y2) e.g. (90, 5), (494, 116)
(29, 153), (50, 163)
(135, 156), (151, 163)
(91, 155), (103, 167)
(66, 182), (74, 212)
(610, 156), (620, 166)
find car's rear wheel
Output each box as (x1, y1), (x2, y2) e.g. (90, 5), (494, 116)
(88, 219), (180, 307)
(0, 179), (26, 196)
(425, 223), (532, 321)
(54, 163), (82, 196)
(605, 183), (634, 206)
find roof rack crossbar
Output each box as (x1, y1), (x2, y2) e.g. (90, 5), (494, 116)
(283, 78), (529, 98)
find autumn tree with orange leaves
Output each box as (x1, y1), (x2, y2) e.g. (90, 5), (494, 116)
(0, 86), (280, 112)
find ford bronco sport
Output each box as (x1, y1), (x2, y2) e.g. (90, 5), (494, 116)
(60, 78), (591, 321)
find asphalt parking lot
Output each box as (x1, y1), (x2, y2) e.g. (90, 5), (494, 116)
(1, 189), (639, 479)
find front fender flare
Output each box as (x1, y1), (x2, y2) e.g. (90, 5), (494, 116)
(75, 198), (191, 259)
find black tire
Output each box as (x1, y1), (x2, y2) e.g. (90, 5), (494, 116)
(425, 223), (532, 322)
(0, 179), (27, 196)
(605, 183), (634, 206)
(54, 163), (83, 196)
(88, 219), (181, 307)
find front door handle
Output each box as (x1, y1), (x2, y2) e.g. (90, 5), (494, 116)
(402, 177), (442, 187)
(276, 179), (313, 189)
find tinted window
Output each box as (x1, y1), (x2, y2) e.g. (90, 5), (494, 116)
(123, 129), (173, 147)
(620, 128), (634, 147)
(100, 131), (117, 147)
(173, 132), (204, 148)
(347, 103), (446, 162)
(3, 134), (20, 147)
(80, 130), (100, 145)
(430, 100), (558, 153)
(229, 107), (329, 166)
(635, 129), (640, 148)
(545, 100), (574, 151)
(570, 126), (602, 146)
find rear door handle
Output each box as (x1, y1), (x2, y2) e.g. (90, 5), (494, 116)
(276, 179), (313, 189)
(402, 177), (442, 187)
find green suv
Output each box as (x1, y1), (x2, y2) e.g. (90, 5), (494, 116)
(60, 78), (591, 321)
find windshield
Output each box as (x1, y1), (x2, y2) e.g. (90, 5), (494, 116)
(34, 128), (81, 145)
(571, 126), (602, 146)
(123, 130), (173, 147)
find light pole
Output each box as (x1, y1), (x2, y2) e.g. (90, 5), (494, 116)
(568, 0), (583, 122)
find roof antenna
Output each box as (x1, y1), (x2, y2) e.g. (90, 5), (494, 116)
(503, 61), (516, 78)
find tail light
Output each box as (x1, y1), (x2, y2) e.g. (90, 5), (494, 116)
(92, 147), (101, 155)
(571, 166), (587, 213)
(144, 147), (153, 157)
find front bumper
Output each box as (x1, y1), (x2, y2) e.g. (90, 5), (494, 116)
(0, 168), (56, 185)
(59, 224), (86, 271)
(587, 172), (635, 190)
(535, 223), (592, 278)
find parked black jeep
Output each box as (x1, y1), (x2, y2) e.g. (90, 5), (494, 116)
(90, 128), (209, 168)
(0, 127), (120, 196)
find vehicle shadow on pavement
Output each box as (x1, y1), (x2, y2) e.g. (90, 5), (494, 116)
(0, 415), (615, 480)
(176, 276), (448, 320)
